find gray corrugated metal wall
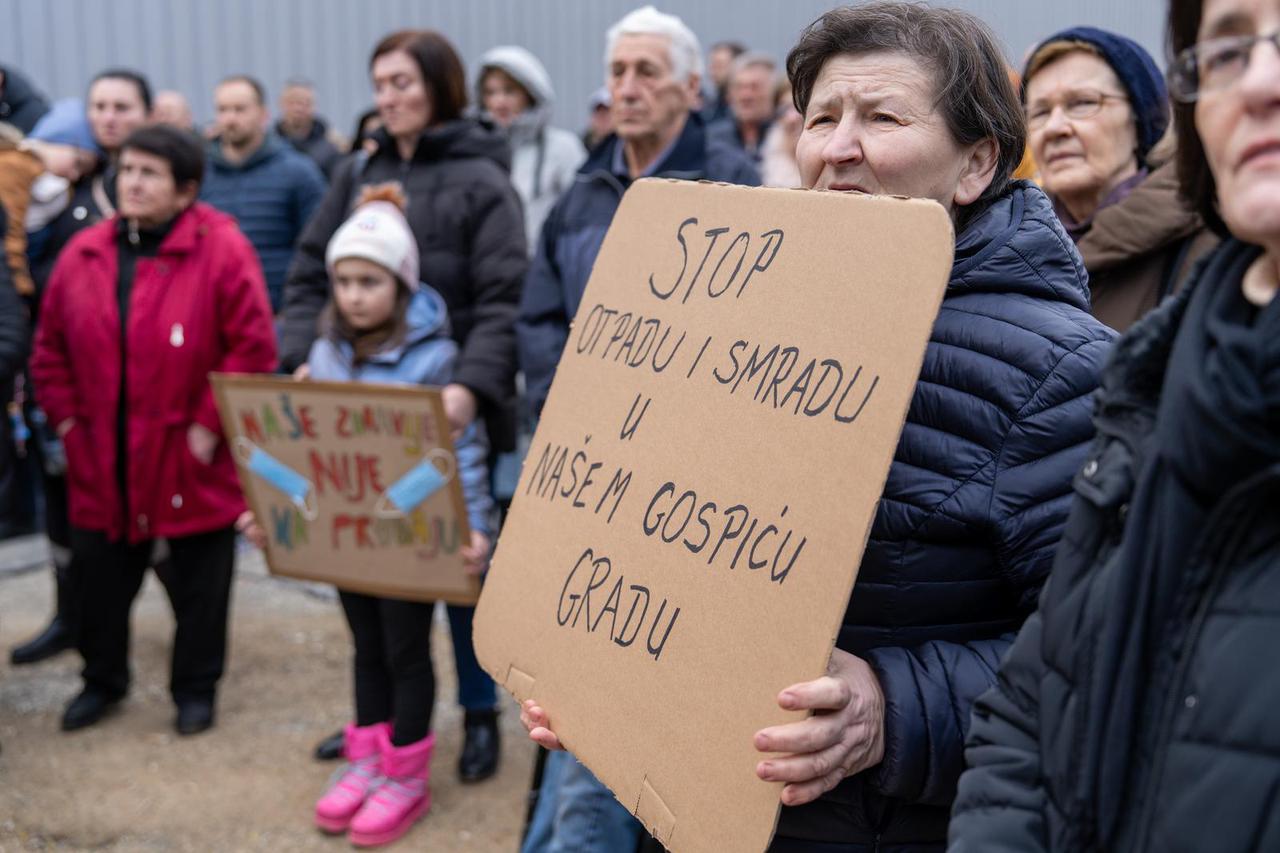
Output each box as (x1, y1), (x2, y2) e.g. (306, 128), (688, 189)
(1, 0), (1167, 141)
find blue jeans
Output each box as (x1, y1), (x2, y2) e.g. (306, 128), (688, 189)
(445, 603), (496, 710)
(522, 751), (643, 853)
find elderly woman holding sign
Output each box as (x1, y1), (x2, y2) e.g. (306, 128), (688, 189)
(521, 4), (1113, 851)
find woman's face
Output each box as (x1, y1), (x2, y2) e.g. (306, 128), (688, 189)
(333, 257), (399, 331)
(795, 52), (995, 211)
(482, 69), (532, 128)
(372, 50), (432, 141)
(1024, 51), (1139, 217)
(87, 77), (149, 154)
(1195, 0), (1280, 246)
(117, 148), (196, 227)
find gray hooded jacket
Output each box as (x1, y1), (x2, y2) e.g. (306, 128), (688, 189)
(477, 46), (586, 254)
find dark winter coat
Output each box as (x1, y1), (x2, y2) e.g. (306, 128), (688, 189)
(200, 134), (326, 311)
(27, 164), (116, 305)
(277, 117), (344, 180)
(0, 65), (50, 134)
(31, 203), (277, 542)
(0, 206), (29, 382)
(517, 111), (760, 416)
(707, 116), (773, 165)
(279, 120), (527, 449)
(950, 238), (1280, 853)
(773, 183), (1115, 850)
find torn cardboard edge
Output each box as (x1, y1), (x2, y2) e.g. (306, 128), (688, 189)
(503, 663), (679, 846)
(637, 776), (678, 847)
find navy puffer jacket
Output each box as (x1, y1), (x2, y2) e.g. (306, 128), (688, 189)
(774, 183), (1115, 850)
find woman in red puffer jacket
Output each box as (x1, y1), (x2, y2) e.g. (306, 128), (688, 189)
(31, 124), (276, 736)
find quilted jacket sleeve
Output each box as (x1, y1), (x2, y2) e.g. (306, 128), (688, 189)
(452, 174), (525, 414)
(861, 334), (1111, 807)
(279, 157), (357, 371)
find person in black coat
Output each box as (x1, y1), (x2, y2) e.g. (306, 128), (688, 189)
(279, 33), (526, 451)
(521, 6), (1113, 851)
(9, 69), (151, 667)
(0, 65), (50, 134)
(0, 205), (32, 538)
(279, 28), (526, 784)
(949, 1), (1280, 850)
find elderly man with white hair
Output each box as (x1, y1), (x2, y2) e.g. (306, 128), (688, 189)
(518, 4), (758, 418)
(516, 6), (757, 851)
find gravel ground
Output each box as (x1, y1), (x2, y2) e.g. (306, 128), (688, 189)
(0, 545), (536, 852)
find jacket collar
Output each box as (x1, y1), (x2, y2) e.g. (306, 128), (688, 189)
(949, 181), (1092, 311)
(582, 111), (714, 185)
(207, 134), (285, 171)
(83, 203), (214, 258)
(1076, 162), (1204, 271)
(369, 119), (512, 171)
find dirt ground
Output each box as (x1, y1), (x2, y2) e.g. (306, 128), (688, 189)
(0, 546), (537, 852)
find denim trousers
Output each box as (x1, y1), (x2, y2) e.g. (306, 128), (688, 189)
(521, 751), (643, 853)
(445, 603), (496, 710)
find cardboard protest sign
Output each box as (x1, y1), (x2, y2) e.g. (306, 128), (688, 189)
(211, 374), (477, 604)
(474, 179), (953, 852)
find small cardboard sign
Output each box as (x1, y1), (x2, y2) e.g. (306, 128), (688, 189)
(473, 180), (953, 852)
(211, 374), (476, 604)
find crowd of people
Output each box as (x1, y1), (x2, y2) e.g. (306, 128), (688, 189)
(0, 0), (1277, 850)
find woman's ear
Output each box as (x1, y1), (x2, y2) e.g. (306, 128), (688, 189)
(177, 180), (201, 211)
(954, 138), (999, 207)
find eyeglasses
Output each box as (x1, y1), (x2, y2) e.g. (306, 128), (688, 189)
(1170, 30), (1280, 102)
(1026, 90), (1129, 128)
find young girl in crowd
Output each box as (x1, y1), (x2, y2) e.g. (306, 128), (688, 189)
(303, 184), (493, 846)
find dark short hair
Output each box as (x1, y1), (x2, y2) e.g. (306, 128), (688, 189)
(786, 2), (1026, 226)
(120, 124), (205, 190)
(370, 30), (468, 123)
(217, 74), (267, 105)
(90, 68), (153, 111)
(1168, 0), (1227, 236)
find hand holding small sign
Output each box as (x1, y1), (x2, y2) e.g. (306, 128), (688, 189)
(519, 648), (886, 807)
(442, 383), (477, 439)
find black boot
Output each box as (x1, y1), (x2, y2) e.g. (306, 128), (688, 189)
(61, 688), (122, 731)
(459, 708), (501, 783)
(10, 561), (80, 665)
(314, 728), (345, 761)
(175, 697), (216, 736)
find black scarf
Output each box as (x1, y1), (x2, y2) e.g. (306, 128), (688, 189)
(1090, 239), (1280, 845)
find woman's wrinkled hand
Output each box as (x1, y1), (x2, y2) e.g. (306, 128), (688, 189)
(753, 648), (886, 806)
